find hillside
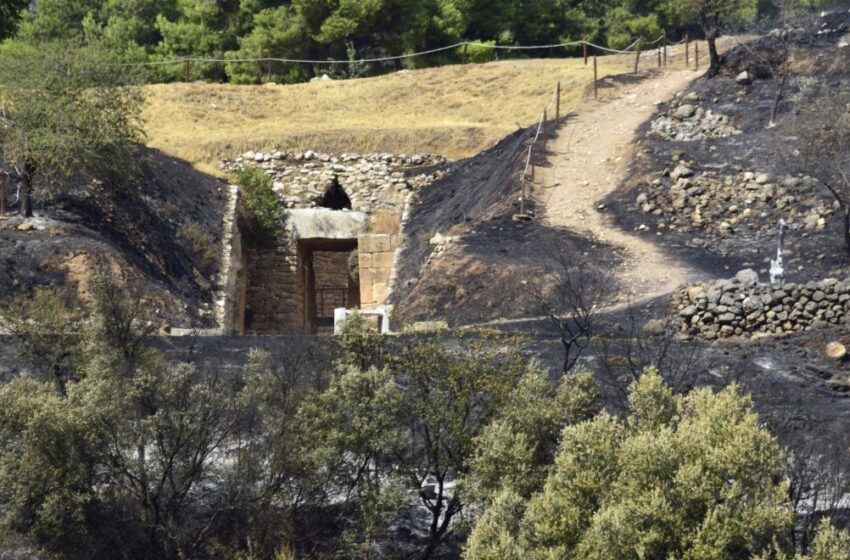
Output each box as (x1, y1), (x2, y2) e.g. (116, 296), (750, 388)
(143, 54), (639, 176)
(0, 149), (227, 328)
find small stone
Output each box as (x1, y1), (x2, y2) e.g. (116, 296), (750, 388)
(642, 319), (667, 336)
(674, 104), (697, 119)
(735, 71), (751, 84)
(670, 164), (694, 181)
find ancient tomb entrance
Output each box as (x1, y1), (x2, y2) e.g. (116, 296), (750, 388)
(320, 177), (352, 210)
(298, 238), (360, 333)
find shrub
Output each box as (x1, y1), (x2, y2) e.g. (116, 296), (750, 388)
(235, 166), (283, 244)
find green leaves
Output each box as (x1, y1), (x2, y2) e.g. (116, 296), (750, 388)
(0, 40), (143, 207)
(466, 371), (794, 560)
(234, 165), (283, 244)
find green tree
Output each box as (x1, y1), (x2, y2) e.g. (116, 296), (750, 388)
(0, 286), (82, 395)
(664, 0), (758, 75)
(465, 370), (793, 560)
(464, 365), (598, 507)
(0, 0), (28, 39)
(0, 40), (143, 218)
(225, 5), (310, 84)
(0, 271), (257, 558)
(299, 318), (530, 559)
(234, 165), (284, 244)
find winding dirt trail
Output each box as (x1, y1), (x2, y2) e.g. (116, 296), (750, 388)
(539, 69), (704, 304)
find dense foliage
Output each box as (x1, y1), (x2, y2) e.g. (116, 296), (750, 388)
(2, 280), (850, 559)
(0, 0), (793, 84)
(0, 40), (143, 216)
(234, 166), (285, 243)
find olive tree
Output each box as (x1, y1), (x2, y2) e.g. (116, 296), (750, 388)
(0, 40), (142, 217)
(465, 371), (793, 560)
(664, 0), (758, 76)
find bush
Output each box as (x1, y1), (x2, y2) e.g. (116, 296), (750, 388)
(235, 166), (283, 244)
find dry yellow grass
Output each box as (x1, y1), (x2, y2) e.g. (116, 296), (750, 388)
(141, 47), (699, 177)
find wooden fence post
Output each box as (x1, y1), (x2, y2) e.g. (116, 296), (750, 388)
(555, 81), (561, 123)
(184, 57), (191, 82)
(685, 34), (690, 67)
(663, 31), (668, 67)
(695, 41), (699, 71)
(542, 109), (547, 152)
(633, 39), (642, 74)
(657, 47), (662, 68)
(593, 56), (598, 99)
(463, 43), (468, 64)
(0, 173), (6, 217)
(583, 42), (588, 65)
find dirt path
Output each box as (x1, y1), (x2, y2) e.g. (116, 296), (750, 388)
(539, 69), (703, 304)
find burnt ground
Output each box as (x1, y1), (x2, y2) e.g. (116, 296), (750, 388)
(0, 147), (228, 328)
(604, 13), (850, 282)
(393, 123), (623, 326)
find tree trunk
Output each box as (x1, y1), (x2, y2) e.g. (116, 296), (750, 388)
(20, 179), (32, 218)
(21, 159), (36, 218)
(707, 31), (721, 77)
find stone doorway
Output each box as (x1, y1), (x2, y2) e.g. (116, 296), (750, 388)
(298, 238), (360, 333)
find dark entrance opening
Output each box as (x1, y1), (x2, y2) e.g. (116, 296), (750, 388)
(319, 178), (352, 210)
(298, 238), (360, 333)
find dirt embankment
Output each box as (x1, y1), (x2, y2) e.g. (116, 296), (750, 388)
(392, 124), (621, 326)
(0, 147), (228, 328)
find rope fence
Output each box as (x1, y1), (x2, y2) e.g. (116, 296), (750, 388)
(118, 33), (709, 81)
(512, 30), (706, 222)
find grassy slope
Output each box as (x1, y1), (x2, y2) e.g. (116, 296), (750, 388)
(142, 53), (646, 176)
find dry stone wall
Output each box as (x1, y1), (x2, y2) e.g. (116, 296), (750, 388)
(632, 162), (835, 241)
(649, 92), (740, 142)
(673, 270), (850, 340)
(221, 151), (446, 218)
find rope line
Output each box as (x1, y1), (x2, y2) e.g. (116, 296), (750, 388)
(118, 36), (666, 67)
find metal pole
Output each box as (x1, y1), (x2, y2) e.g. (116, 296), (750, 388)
(663, 31), (668, 67)
(184, 57), (190, 82)
(685, 34), (690, 67)
(583, 42), (588, 65)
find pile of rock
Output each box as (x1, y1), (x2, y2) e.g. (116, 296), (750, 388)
(649, 93), (740, 141)
(673, 269), (850, 339)
(633, 163), (835, 238)
(220, 151), (447, 216)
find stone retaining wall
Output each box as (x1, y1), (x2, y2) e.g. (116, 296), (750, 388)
(221, 151), (444, 219)
(673, 270), (850, 339)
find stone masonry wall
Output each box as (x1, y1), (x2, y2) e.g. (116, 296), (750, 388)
(673, 270), (850, 340)
(359, 234), (402, 309)
(244, 244), (299, 333)
(221, 151), (445, 218)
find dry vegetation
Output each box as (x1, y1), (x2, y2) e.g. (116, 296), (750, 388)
(142, 49), (697, 176)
